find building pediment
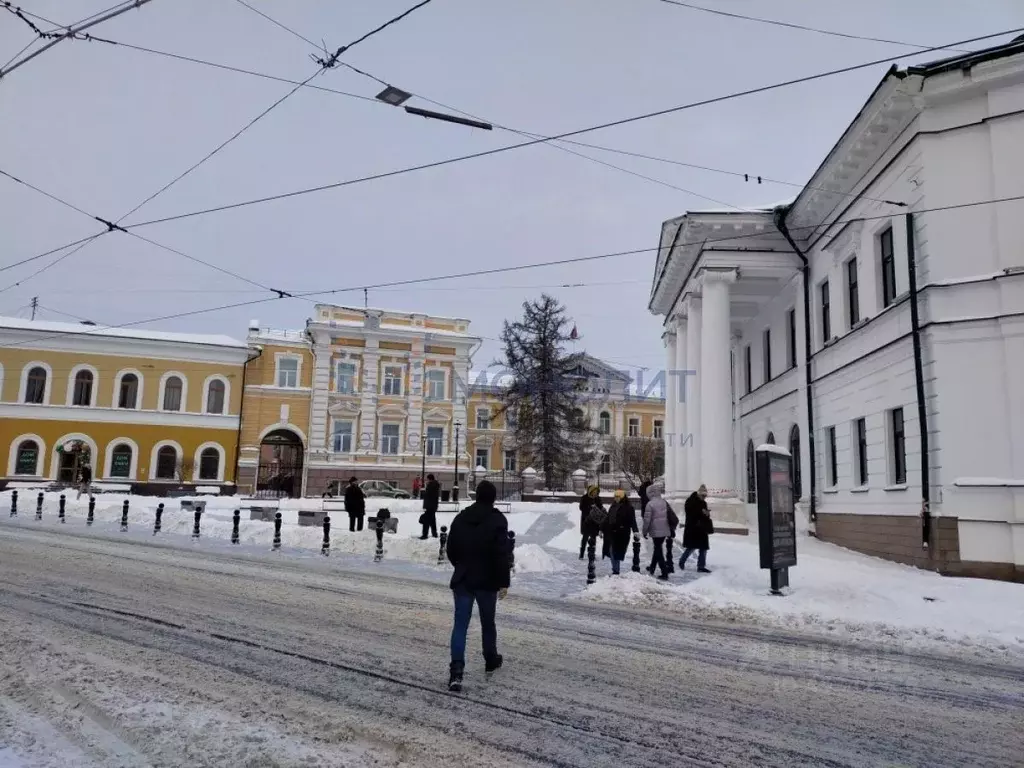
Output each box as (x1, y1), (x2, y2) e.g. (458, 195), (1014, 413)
(423, 407), (451, 422)
(377, 404), (407, 417)
(328, 400), (360, 417)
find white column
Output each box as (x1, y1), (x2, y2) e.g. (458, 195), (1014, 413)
(673, 314), (688, 493)
(359, 341), (380, 454)
(685, 296), (702, 487)
(308, 332), (332, 456)
(699, 269), (738, 495)
(663, 329), (677, 494)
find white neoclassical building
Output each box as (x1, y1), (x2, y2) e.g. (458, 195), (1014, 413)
(650, 37), (1024, 581)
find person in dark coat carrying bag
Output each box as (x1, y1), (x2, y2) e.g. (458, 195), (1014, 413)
(419, 473), (440, 539)
(343, 477), (366, 532)
(445, 480), (510, 692)
(578, 486), (603, 559)
(679, 483), (714, 572)
(603, 489), (638, 575)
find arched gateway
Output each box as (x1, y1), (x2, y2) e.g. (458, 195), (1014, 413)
(256, 429), (304, 498)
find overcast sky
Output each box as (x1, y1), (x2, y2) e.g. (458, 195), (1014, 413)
(2, 0), (1022, 378)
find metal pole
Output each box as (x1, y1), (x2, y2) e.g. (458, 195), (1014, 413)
(374, 518), (384, 562)
(36, 492), (43, 521)
(586, 534), (597, 585)
(231, 509), (240, 544)
(58, 494), (66, 523)
(120, 499), (129, 531)
(87, 496), (95, 526)
(453, 423), (460, 504)
(9, 489), (17, 517)
(272, 512), (282, 551)
(321, 515), (331, 556)
(154, 503), (164, 534)
(437, 525), (448, 565)
(631, 533), (641, 572)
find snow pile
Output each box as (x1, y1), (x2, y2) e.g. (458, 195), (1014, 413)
(577, 534), (1024, 657)
(514, 543), (569, 574)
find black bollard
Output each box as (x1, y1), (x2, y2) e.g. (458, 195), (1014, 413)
(59, 494), (66, 523)
(666, 533), (675, 574)
(9, 489), (17, 517)
(631, 533), (641, 572)
(586, 534), (597, 585)
(231, 509), (240, 544)
(154, 503), (164, 534)
(192, 508), (202, 540)
(374, 518), (384, 562)
(87, 496), (95, 526)
(437, 525), (448, 565)
(272, 512), (282, 551)
(508, 530), (517, 575)
(120, 499), (129, 531)
(321, 515), (331, 556)
(36, 492), (43, 521)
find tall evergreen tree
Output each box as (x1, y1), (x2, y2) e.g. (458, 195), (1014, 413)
(496, 294), (596, 489)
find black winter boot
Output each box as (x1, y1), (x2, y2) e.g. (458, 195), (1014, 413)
(448, 662), (464, 692)
(485, 654), (503, 675)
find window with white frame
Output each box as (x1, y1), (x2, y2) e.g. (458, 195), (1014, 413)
(476, 408), (491, 430)
(426, 426), (443, 456)
(380, 423), (400, 455)
(332, 420), (353, 453)
(504, 450), (517, 472)
(853, 417), (868, 486)
(276, 357), (299, 388)
(846, 257), (860, 327)
(599, 411), (611, 435)
(206, 379), (226, 414)
(25, 366), (47, 404)
(336, 361), (356, 394)
(72, 370), (93, 406)
(887, 407), (907, 485)
(879, 226), (897, 308)
(474, 448), (489, 470)
(598, 454), (611, 474)
(786, 308), (797, 369)
(163, 376), (183, 411)
(198, 447), (221, 481)
(426, 368), (446, 400)
(628, 417), (640, 437)
(653, 420), (663, 439)
(382, 366), (403, 396)
(825, 425), (838, 487)
(762, 328), (772, 382)
(118, 373), (139, 409)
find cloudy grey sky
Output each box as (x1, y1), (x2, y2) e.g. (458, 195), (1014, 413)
(2, 0), (1022, 376)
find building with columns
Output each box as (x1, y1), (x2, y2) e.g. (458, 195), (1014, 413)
(650, 38), (1024, 581)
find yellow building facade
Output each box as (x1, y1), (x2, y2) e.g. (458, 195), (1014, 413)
(0, 317), (250, 490)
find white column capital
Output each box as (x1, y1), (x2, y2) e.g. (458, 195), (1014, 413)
(696, 267), (739, 289)
(662, 328), (676, 346)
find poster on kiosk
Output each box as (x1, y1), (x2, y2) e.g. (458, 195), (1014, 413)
(754, 444), (797, 594)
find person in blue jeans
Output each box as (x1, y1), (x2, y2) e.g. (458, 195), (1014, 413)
(445, 479), (511, 692)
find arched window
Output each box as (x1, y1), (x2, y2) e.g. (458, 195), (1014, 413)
(118, 373), (139, 409)
(789, 424), (802, 501)
(155, 445), (177, 479)
(110, 443), (133, 478)
(72, 370), (94, 406)
(14, 439), (40, 475)
(766, 431), (776, 445)
(599, 411), (611, 435)
(206, 379), (225, 414)
(198, 447), (220, 480)
(746, 439), (756, 503)
(162, 376), (183, 411)
(25, 366), (47, 404)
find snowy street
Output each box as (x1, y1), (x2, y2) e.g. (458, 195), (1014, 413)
(1, 525), (1022, 767)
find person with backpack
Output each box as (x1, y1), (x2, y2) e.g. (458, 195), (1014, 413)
(579, 486), (603, 559)
(603, 489), (638, 575)
(419, 473), (440, 539)
(343, 477), (366, 532)
(642, 483), (673, 580)
(679, 483), (714, 572)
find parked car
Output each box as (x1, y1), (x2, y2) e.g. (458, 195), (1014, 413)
(360, 479), (410, 499)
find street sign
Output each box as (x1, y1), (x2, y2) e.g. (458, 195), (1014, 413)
(755, 444), (797, 594)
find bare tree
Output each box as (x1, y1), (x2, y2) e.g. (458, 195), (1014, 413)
(606, 437), (664, 491)
(175, 458), (196, 482)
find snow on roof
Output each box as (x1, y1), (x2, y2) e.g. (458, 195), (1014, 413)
(0, 316), (247, 348)
(687, 195), (797, 215)
(756, 444), (791, 456)
(315, 317), (476, 339)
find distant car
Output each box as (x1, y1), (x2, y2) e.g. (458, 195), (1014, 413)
(359, 480), (410, 499)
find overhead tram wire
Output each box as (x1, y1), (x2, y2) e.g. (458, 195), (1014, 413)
(4, 190), (1021, 352)
(119, 27), (1024, 231)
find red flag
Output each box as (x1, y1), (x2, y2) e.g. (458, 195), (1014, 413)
(569, 324), (579, 340)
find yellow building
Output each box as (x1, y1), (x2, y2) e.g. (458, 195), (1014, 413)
(0, 316), (250, 490)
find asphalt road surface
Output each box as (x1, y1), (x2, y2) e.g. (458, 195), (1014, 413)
(0, 525), (1021, 767)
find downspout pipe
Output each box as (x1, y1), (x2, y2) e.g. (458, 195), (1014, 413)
(773, 209), (817, 524)
(233, 346), (263, 495)
(906, 211), (932, 549)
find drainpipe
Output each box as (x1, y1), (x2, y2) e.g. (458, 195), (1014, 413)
(906, 211), (932, 550)
(233, 346), (262, 495)
(773, 209), (817, 524)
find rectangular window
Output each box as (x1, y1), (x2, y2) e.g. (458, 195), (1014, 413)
(504, 450), (517, 472)
(853, 417), (868, 486)
(628, 417), (640, 437)
(73, 374), (92, 406)
(889, 407), (907, 484)
(786, 308), (797, 369)
(762, 328), (772, 382)
(826, 425), (838, 487)
(426, 426), (443, 456)
(118, 375), (138, 409)
(476, 408), (490, 430)
(653, 420), (663, 439)
(382, 366), (403, 396)
(846, 257), (860, 327)
(880, 226), (897, 307)
(474, 448), (489, 470)
(380, 424), (400, 455)
(332, 420), (353, 453)
(335, 362), (356, 394)
(820, 280), (831, 343)
(276, 357), (298, 388)
(425, 369), (446, 400)
(744, 344), (752, 394)
(598, 454), (611, 474)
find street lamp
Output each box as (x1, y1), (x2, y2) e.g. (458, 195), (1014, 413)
(375, 87), (493, 131)
(453, 421), (461, 504)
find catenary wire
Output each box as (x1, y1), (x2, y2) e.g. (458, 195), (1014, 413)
(3, 191), (1022, 351)
(230, 0), (321, 50)
(121, 27), (1024, 230)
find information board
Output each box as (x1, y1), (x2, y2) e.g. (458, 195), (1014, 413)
(111, 449), (131, 478)
(756, 448), (797, 570)
(15, 446), (37, 475)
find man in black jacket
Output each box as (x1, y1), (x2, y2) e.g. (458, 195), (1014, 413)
(445, 480), (510, 692)
(343, 477), (366, 532)
(420, 473), (440, 539)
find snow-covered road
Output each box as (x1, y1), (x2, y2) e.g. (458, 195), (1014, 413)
(0, 526), (1021, 767)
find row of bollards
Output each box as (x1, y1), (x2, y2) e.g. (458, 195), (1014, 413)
(585, 533), (645, 585)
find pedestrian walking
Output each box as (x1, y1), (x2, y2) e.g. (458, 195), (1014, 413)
(679, 484), (714, 573)
(603, 489), (638, 575)
(445, 480), (511, 692)
(638, 480), (651, 519)
(420, 473), (440, 539)
(412, 475), (422, 499)
(578, 485), (603, 559)
(343, 477), (366, 532)
(76, 463), (92, 501)
(642, 483), (676, 580)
